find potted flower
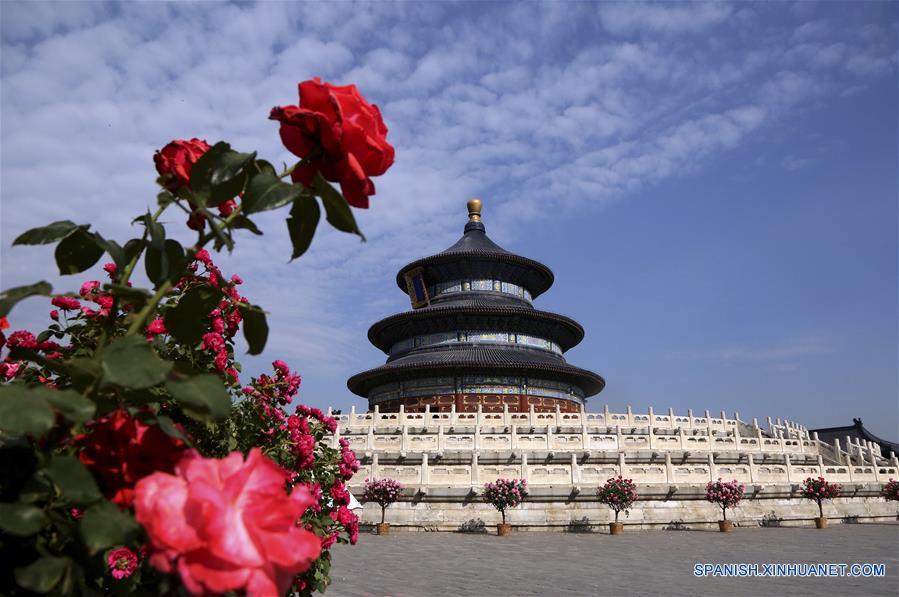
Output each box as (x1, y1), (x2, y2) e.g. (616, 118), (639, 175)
(362, 478), (403, 535)
(801, 476), (842, 528)
(596, 476), (638, 535)
(483, 478), (527, 536)
(705, 478), (745, 532)
(882, 478), (899, 508)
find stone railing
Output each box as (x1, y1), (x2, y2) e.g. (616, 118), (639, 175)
(339, 426), (819, 457)
(347, 451), (899, 490)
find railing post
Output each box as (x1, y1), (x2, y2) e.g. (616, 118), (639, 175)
(520, 452), (528, 482)
(664, 452), (673, 483)
(421, 452), (429, 487)
(747, 453), (756, 483)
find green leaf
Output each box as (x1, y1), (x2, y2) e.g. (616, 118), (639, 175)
(95, 235), (125, 270)
(100, 335), (172, 389)
(123, 238), (144, 264)
(239, 304), (268, 355)
(156, 414), (192, 443)
(43, 389), (96, 423)
(166, 373), (232, 422)
(13, 221), (79, 246)
(232, 214), (263, 235)
(105, 285), (152, 310)
(79, 502), (140, 554)
(0, 281), (53, 317)
(286, 195), (321, 260)
(14, 556), (68, 593)
(0, 502), (49, 536)
(190, 142), (256, 206)
(157, 190), (175, 207)
(243, 171), (303, 214)
(164, 285), (220, 346)
(43, 456), (102, 505)
(313, 174), (365, 239)
(254, 159), (278, 177)
(145, 239), (185, 288)
(0, 385), (55, 437)
(55, 227), (104, 275)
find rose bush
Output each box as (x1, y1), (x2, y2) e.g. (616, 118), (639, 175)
(882, 478), (899, 502)
(596, 476), (638, 523)
(705, 478), (744, 521)
(361, 478), (403, 525)
(0, 77), (391, 595)
(482, 478), (527, 524)
(800, 476), (841, 519)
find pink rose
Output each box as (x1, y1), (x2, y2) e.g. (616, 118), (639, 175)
(135, 449), (321, 596)
(107, 547), (138, 580)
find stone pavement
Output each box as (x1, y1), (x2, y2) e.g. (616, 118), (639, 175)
(328, 524), (899, 596)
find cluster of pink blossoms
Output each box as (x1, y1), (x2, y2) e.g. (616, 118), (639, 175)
(800, 476), (842, 501)
(106, 547), (139, 580)
(362, 478), (402, 507)
(483, 478), (527, 513)
(705, 478), (745, 510)
(596, 476), (638, 515)
(882, 478), (899, 502)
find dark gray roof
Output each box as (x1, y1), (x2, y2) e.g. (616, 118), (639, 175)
(347, 346), (606, 397)
(367, 302), (586, 353)
(395, 221), (555, 299)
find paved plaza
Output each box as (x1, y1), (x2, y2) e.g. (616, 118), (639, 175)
(329, 524), (899, 596)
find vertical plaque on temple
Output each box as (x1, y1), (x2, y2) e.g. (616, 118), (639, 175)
(404, 266), (429, 308)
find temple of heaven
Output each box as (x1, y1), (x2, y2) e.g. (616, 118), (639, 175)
(347, 200), (605, 413)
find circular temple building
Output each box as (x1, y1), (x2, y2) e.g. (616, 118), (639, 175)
(347, 200), (605, 413)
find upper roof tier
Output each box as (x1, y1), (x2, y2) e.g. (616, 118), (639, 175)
(395, 199), (555, 300)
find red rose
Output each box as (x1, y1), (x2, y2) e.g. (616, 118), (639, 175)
(154, 138), (211, 190)
(135, 449), (321, 596)
(270, 77), (395, 209)
(74, 409), (186, 507)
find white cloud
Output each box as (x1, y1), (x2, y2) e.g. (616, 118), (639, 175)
(599, 2), (733, 35)
(0, 1), (895, 411)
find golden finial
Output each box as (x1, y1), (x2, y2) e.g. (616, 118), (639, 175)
(467, 198), (483, 222)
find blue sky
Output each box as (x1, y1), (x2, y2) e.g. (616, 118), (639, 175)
(1, 1), (896, 437)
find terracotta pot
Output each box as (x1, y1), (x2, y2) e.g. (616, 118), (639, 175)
(718, 520), (733, 533)
(376, 522), (390, 536)
(609, 522), (624, 535)
(814, 517), (828, 529)
(497, 523), (511, 536)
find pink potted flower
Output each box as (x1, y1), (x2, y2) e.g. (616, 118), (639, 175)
(362, 478), (403, 535)
(801, 476), (842, 528)
(705, 478), (745, 532)
(483, 478), (527, 536)
(596, 476), (638, 535)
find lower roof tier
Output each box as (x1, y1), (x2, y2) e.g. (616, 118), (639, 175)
(346, 346), (606, 398)
(367, 300), (586, 353)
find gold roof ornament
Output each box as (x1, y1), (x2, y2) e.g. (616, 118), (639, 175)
(467, 198), (483, 222)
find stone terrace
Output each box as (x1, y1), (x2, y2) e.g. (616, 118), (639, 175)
(329, 524), (899, 596)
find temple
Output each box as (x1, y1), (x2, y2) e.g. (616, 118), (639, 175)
(348, 199), (604, 413)
(340, 201), (898, 531)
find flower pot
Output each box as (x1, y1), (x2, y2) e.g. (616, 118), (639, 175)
(814, 517), (828, 529)
(376, 523), (390, 536)
(497, 523), (511, 536)
(718, 520), (733, 533)
(609, 522), (624, 535)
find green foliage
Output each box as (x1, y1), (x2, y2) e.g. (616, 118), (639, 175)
(163, 284), (221, 346)
(13, 221), (80, 246)
(165, 372), (232, 422)
(190, 142), (256, 206)
(0, 281), (53, 317)
(287, 196), (321, 260)
(79, 502), (140, 554)
(0, 502), (50, 536)
(243, 170), (304, 214)
(0, 384), (56, 437)
(43, 456), (103, 505)
(100, 336), (173, 390)
(314, 174), (364, 239)
(14, 556), (69, 593)
(54, 226), (105, 275)
(238, 304), (269, 355)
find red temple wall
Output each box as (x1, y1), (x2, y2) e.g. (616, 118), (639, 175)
(372, 394), (581, 413)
